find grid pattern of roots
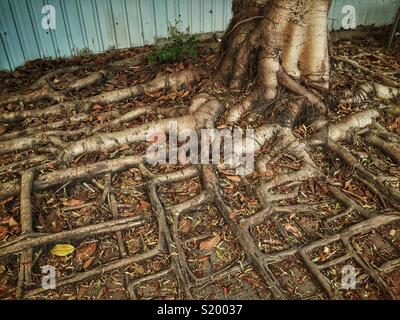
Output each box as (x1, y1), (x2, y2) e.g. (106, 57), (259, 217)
(1, 154), (399, 299)
(0, 40), (399, 300)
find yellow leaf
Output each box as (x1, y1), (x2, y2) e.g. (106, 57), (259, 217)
(51, 244), (75, 257)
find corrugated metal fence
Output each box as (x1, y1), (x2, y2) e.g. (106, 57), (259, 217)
(1, 0), (399, 71)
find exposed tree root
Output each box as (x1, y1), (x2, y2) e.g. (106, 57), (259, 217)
(218, 0), (330, 123)
(365, 134), (400, 165)
(16, 170), (35, 299)
(0, 155), (144, 200)
(339, 83), (400, 105)
(0, 11), (399, 299)
(60, 94), (223, 161)
(66, 70), (108, 92)
(310, 109), (381, 145)
(334, 56), (400, 88)
(0, 215), (146, 257)
(0, 68), (203, 123)
(0, 113), (90, 142)
(0, 85), (67, 107)
(326, 142), (400, 208)
(29, 66), (80, 90)
(105, 174), (128, 258)
(1, 53), (149, 107)
(24, 247), (160, 298)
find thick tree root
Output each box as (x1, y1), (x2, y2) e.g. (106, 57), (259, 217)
(0, 155), (144, 200)
(218, 0), (330, 123)
(60, 94), (223, 161)
(0, 85), (67, 106)
(1, 32), (400, 299)
(67, 70), (108, 92)
(15, 170), (35, 299)
(1, 53), (149, 107)
(0, 68), (203, 123)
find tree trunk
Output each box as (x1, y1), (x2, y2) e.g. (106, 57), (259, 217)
(216, 0), (331, 123)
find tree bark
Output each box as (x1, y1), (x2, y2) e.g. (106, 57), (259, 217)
(216, 0), (331, 122)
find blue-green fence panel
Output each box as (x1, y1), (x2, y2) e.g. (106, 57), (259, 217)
(1, 0), (399, 71)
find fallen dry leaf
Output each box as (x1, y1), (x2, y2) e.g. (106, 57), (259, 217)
(92, 104), (103, 110)
(179, 219), (192, 234)
(0, 226), (8, 241)
(284, 223), (302, 238)
(199, 235), (221, 251)
(82, 256), (95, 269)
(74, 242), (97, 264)
(0, 215), (11, 224)
(0, 125), (6, 135)
(39, 210), (63, 233)
(50, 244), (75, 257)
(139, 200), (151, 210)
(0, 197), (13, 206)
(63, 199), (85, 207)
(118, 144), (131, 151)
(7, 217), (19, 228)
(229, 211), (240, 220)
(226, 176), (241, 183)
(96, 114), (107, 122)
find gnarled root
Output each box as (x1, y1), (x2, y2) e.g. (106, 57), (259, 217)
(0, 68), (203, 123)
(0, 85), (67, 106)
(218, 0), (330, 123)
(60, 94), (223, 161)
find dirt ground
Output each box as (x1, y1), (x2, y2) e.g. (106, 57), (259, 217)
(0, 33), (399, 300)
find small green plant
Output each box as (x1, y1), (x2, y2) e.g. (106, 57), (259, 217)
(75, 47), (93, 56)
(148, 21), (197, 64)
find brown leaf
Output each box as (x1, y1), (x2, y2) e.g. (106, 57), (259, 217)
(179, 219), (192, 234)
(392, 119), (398, 131)
(199, 235), (221, 251)
(92, 104), (103, 110)
(284, 223), (302, 238)
(96, 114), (107, 122)
(74, 242), (97, 264)
(7, 217), (18, 228)
(39, 210), (63, 233)
(0, 215), (11, 224)
(344, 180), (352, 190)
(0, 226), (8, 241)
(226, 176), (241, 183)
(118, 144), (131, 151)
(229, 212), (240, 221)
(63, 199), (85, 207)
(82, 256), (95, 269)
(180, 90), (190, 99)
(139, 200), (151, 210)
(0, 197), (13, 206)
(0, 125), (7, 135)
